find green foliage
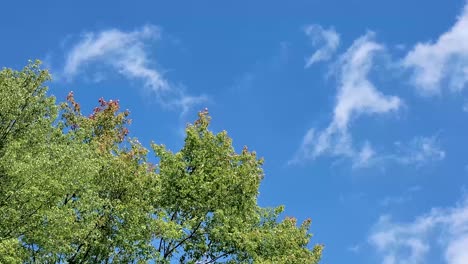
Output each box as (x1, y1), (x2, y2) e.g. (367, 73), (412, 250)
(0, 61), (323, 263)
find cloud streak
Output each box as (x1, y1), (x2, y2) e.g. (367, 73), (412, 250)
(379, 186), (422, 207)
(304, 24), (340, 67)
(404, 3), (468, 94)
(369, 196), (468, 264)
(292, 32), (401, 167)
(392, 136), (446, 166)
(62, 25), (206, 113)
(352, 135), (446, 169)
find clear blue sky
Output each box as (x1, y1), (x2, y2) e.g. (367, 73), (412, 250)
(2, 0), (468, 263)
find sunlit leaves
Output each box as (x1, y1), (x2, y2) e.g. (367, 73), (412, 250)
(0, 62), (322, 263)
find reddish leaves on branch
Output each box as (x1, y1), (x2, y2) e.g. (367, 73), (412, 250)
(66, 91), (80, 113)
(63, 92), (132, 151)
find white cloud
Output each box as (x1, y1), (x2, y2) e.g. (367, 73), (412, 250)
(292, 32), (401, 167)
(351, 135), (446, 169)
(353, 142), (375, 168)
(290, 128), (315, 164)
(463, 100), (468, 112)
(445, 236), (468, 264)
(348, 244), (361, 253)
(343, 135), (445, 169)
(369, 196), (468, 264)
(379, 195), (411, 208)
(304, 24), (340, 67)
(404, 3), (468, 94)
(333, 33), (401, 129)
(62, 25), (206, 113)
(379, 186), (422, 207)
(393, 136), (446, 166)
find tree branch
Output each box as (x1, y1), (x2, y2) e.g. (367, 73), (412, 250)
(164, 220), (203, 259)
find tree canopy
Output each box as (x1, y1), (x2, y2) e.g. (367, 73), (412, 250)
(0, 61), (323, 263)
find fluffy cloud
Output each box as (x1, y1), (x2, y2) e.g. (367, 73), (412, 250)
(369, 196), (468, 264)
(404, 3), (468, 94)
(292, 32), (401, 167)
(62, 25), (206, 113)
(304, 24), (340, 67)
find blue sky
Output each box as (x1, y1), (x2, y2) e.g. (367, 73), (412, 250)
(2, 0), (468, 263)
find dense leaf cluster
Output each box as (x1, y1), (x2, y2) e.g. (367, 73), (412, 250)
(0, 62), (322, 263)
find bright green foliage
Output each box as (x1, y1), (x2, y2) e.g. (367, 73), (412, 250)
(0, 62), (323, 263)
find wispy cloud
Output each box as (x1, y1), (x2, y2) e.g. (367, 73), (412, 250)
(304, 24), (340, 67)
(353, 141), (376, 168)
(291, 32), (401, 167)
(347, 244), (361, 253)
(379, 186), (422, 207)
(61, 25), (207, 113)
(463, 100), (468, 112)
(355, 135), (445, 169)
(392, 136), (446, 166)
(369, 196), (468, 264)
(404, 3), (468, 94)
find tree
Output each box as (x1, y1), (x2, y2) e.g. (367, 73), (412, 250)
(0, 61), (323, 263)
